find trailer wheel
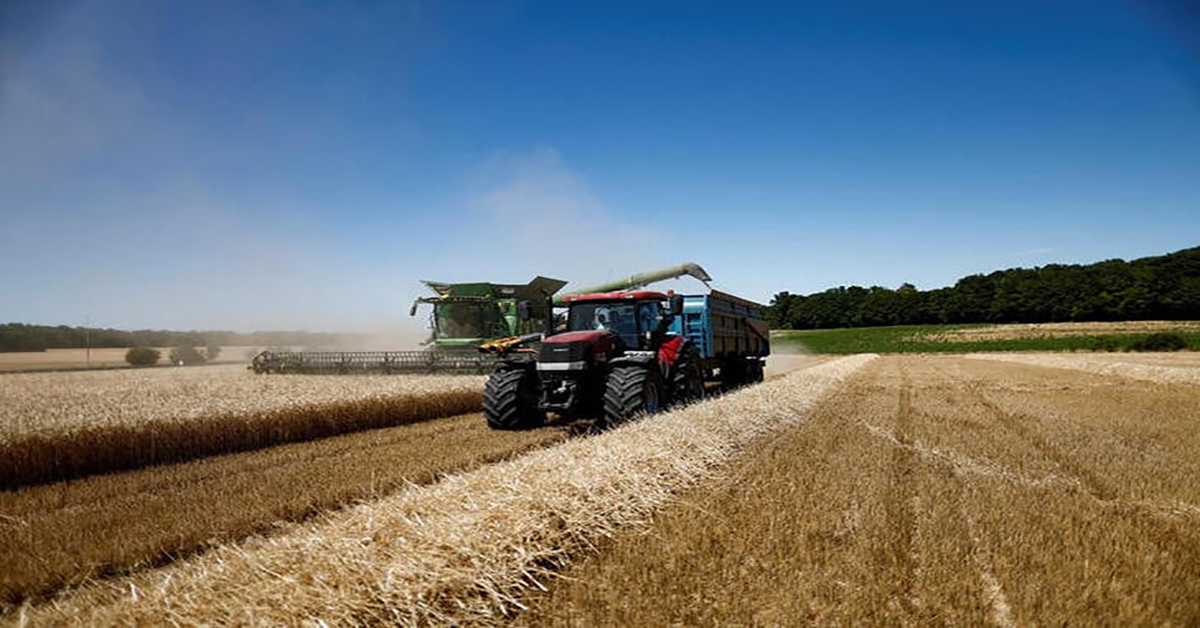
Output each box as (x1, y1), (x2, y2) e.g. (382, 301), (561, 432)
(484, 368), (544, 430)
(748, 359), (764, 383)
(603, 365), (662, 427)
(671, 343), (705, 405)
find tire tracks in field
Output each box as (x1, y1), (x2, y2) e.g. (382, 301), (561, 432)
(951, 361), (1200, 620)
(878, 361), (921, 617)
(959, 367), (1200, 521)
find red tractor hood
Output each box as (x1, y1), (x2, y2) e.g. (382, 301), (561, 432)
(543, 330), (611, 345)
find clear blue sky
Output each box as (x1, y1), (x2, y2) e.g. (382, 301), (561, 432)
(2, 0), (1198, 332)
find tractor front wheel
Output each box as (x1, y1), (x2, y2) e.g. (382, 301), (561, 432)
(484, 368), (545, 430)
(603, 365), (662, 428)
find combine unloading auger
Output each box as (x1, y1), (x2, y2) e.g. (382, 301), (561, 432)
(250, 263), (711, 374)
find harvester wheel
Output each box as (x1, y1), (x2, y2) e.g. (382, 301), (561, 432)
(603, 365), (662, 428)
(670, 343), (705, 406)
(484, 368), (544, 430)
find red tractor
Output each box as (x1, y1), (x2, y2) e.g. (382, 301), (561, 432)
(482, 288), (769, 429)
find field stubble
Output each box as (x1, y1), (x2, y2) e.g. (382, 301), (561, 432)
(521, 355), (1200, 625)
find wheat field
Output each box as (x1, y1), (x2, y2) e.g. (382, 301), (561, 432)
(0, 367), (485, 488)
(3, 352), (1197, 624)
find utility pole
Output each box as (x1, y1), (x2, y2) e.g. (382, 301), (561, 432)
(85, 315), (91, 368)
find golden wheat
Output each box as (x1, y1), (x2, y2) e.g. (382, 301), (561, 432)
(0, 367), (485, 488)
(16, 356), (875, 625)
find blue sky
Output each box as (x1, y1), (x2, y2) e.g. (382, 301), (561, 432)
(2, 0), (1198, 332)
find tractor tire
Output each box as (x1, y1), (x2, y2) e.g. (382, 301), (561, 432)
(670, 343), (705, 406)
(603, 365), (663, 427)
(748, 358), (764, 383)
(723, 357), (747, 388)
(484, 368), (544, 430)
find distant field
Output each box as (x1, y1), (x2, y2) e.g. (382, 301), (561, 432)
(773, 321), (1200, 354)
(0, 346), (264, 372)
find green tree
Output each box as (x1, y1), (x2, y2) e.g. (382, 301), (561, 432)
(124, 347), (161, 366)
(169, 346), (207, 366)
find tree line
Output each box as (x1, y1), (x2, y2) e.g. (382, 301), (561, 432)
(768, 246), (1200, 329)
(0, 325), (350, 353)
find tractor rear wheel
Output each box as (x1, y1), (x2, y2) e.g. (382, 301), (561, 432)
(671, 343), (705, 406)
(484, 368), (544, 430)
(603, 365), (662, 427)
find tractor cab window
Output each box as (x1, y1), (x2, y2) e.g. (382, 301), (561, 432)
(568, 302), (645, 349)
(638, 302), (662, 336)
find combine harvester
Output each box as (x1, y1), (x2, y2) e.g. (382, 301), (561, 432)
(250, 263), (713, 374)
(481, 281), (770, 429)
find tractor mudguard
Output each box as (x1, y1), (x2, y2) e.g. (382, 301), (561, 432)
(608, 352), (657, 367)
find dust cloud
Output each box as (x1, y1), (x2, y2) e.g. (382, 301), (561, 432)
(764, 337), (820, 378)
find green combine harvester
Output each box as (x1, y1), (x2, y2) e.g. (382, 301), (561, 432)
(250, 262), (711, 374)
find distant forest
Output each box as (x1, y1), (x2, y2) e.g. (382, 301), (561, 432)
(0, 326), (349, 353)
(768, 247), (1200, 330)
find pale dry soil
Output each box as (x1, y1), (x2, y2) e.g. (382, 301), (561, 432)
(521, 355), (1200, 625)
(0, 413), (565, 609)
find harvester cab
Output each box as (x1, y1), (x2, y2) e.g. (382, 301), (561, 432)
(410, 276), (567, 350)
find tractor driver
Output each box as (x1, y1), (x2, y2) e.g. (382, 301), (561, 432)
(593, 307), (611, 330)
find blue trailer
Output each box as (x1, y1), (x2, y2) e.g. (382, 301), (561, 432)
(669, 290), (771, 383)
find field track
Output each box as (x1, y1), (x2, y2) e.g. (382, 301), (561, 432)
(521, 355), (1200, 625)
(0, 412), (565, 609)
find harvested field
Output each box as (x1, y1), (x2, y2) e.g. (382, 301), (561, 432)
(968, 352), (1200, 385)
(0, 367), (485, 488)
(0, 412), (566, 609)
(919, 320), (1200, 342)
(14, 356), (875, 625)
(520, 356), (1200, 625)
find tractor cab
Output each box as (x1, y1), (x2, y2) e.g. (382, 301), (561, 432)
(562, 291), (682, 351)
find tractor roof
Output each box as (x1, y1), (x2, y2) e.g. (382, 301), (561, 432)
(562, 291), (669, 303)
